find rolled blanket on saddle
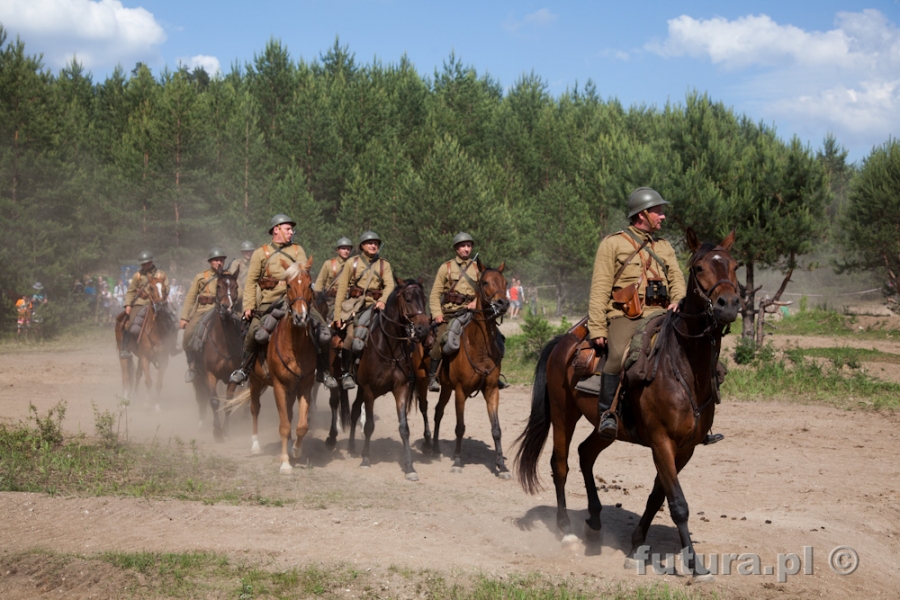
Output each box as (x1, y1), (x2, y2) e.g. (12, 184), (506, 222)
(254, 299), (331, 349)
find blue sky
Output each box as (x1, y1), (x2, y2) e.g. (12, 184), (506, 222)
(1, 0), (898, 163)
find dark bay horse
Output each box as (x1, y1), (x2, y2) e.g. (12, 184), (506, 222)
(431, 260), (511, 478)
(514, 228), (740, 580)
(191, 269), (242, 442)
(115, 274), (176, 408)
(230, 258), (319, 474)
(313, 290), (351, 450)
(348, 279), (431, 481)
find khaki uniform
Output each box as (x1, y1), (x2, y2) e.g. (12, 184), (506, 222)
(242, 242), (308, 352)
(315, 255), (349, 321)
(335, 253), (395, 346)
(124, 267), (169, 309)
(181, 269), (242, 351)
(229, 257), (252, 290)
(429, 257), (480, 361)
(588, 225), (686, 374)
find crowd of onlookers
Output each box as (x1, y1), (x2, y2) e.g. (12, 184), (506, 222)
(507, 278), (540, 319)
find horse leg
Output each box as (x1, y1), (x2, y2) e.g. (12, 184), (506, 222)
(450, 387), (467, 473)
(393, 384), (418, 481)
(484, 385), (510, 479)
(348, 395), (363, 456)
(119, 357), (133, 399)
(223, 382), (238, 438)
(431, 386), (452, 458)
(273, 381), (293, 473)
(578, 430), (614, 540)
(359, 391), (375, 468)
(154, 355), (167, 412)
(249, 383), (262, 455)
(292, 384), (312, 462)
(207, 373), (225, 443)
(326, 387), (339, 449)
(417, 377), (432, 453)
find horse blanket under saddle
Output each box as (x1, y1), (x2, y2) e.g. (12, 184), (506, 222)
(186, 309), (225, 353)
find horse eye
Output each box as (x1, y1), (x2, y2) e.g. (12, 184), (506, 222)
(695, 266), (704, 273)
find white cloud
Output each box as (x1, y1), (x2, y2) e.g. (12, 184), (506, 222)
(0, 0), (166, 71)
(648, 10), (900, 156)
(503, 8), (558, 34)
(179, 54), (221, 76)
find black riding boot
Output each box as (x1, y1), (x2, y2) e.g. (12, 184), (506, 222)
(119, 330), (133, 359)
(427, 358), (441, 392)
(316, 350), (338, 389)
(340, 349), (357, 390)
(597, 373), (620, 440)
(230, 350), (255, 385)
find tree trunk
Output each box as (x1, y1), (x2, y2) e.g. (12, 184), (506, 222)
(554, 268), (566, 317)
(741, 261), (756, 338)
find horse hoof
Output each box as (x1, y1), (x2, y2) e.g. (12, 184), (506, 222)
(561, 534), (581, 549)
(692, 574), (715, 583)
(359, 458), (371, 468)
(450, 466), (463, 474)
(250, 441), (261, 455)
(497, 471), (512, 480)
(583, 522), (602, 543)
(405, 472), (419, 482)
(623, 557), (639, 571)
(325, 437), (337, 450)
(213, 431), (224, 444)
(279, 462), (292, 474)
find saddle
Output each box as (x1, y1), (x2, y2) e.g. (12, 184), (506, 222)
(567, 312), (667, 386)
(441, 311), (473, 357)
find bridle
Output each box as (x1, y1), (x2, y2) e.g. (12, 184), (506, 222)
(470, 270), (508, 322)
(378, 281), (428, 342)
(675, 246), (739, 335)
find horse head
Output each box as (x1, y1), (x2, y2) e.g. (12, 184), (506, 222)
(475, 258), (510, 319)
(390, 277), (430, 342)
(685, 228), (741, 324)
(147, 274), (169, 312)
(281, 257), (314, 327)
(216, 268), (240, 314)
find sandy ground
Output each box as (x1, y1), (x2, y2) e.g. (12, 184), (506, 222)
(1, 329), (899, 599)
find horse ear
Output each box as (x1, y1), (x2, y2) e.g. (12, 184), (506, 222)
(417, 276), (424, 286)
(232, 264), (240, 278)
(305, 256), (314, 270)
(497, 261), (505, 273)
(476, 256), (483, 271)
(721, 229), (736, 251)
(686, 228), (701, 252)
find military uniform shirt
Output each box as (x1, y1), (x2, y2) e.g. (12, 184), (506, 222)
(243, 242), (308, 313)
(335, 253), (395, 321)
(124, 267), (169, 307)
(429, 257), (480, 317)
(315, 255), (349, 294)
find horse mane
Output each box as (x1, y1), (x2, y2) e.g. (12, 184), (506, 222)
(280, 261), (308, 282)
(686, 242), (719, 268)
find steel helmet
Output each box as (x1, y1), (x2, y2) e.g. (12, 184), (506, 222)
(451, 232), (474, 248)
(208, 247), (227, 261)
(626, 187), (669, 218)
(138, 250), (154, 264)
(240, 240), (255, 252)
(358, 231), (381, 249)
(335, 236), (353, 249)
(268, 213), (296, 234)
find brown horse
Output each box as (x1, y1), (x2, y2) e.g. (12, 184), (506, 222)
(190, 269), (242, 442)
(348, 278), (431, 481)
(514, 228), (740, 580)
(431, 260), (511, 477)
(232, 258), (318, 474)
(115, 274), (176, 407)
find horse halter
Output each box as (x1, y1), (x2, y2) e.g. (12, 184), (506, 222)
(285, 273), (312, 325)
(383, 282), (427, 341)
(688, 247), (739, 320)
(475, 272), (508, 321)
(216, 276), (238, 315)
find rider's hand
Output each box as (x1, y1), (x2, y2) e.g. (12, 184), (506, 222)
(334, 320), (343, 329)
(243, 309), (252, 320)
(179, 319), (188, 329)
(667, 302), (680, 313)
(591, 337), (607, 348)
(375, 301), (385, 311)
(434, 314), (445, 324)
(125, 306), (131, 316)
(466, 300), (476, 310)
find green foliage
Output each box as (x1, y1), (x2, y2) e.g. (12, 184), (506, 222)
(733, 336), (757, 365)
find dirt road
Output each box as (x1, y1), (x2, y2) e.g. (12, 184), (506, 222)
(1, 333), (899, 598)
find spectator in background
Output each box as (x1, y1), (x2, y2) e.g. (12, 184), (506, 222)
(114, 279), (127, 310)
(507, 278), (520, 319)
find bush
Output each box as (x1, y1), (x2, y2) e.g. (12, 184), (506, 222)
(733, 336), (757, 365)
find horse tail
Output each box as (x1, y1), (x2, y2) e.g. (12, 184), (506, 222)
(223, 387), (252, 413)
(514, 334), (563, 495)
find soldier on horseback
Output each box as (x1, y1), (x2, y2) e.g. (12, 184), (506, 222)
(333, 231), (395, 390)
(582, 187), (686, 439)
(181, 247), (241, 383)
(229, 240), (255, 291)
(230, 215), (335, 388)
(120, 251), (171, 359)
(427, 232), (509, 392)
(315, 236), (353, 321)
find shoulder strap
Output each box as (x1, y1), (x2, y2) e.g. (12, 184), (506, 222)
(611, 233), (651, 288)
(459, 260), (479, 290)
(623, 229), (668, 276)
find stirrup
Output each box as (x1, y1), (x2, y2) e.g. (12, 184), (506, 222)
(703, 433), (724, 445)
(119, 349), (132, 359)
(497, 374), (510, 390)
(597, 410), (618, 441)
(322, 373), (338, 389)
(341, 374), (356, 390)
(427, 377), (440, 392)
(185, 369), (195, 383)
(229, 369), (248, 385)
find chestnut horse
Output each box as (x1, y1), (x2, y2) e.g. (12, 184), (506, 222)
(431, 260), (511, 478)
(348, 279), (431, 481)
(115, 274), (176, 407)
(191, 269), (242, 441)
(514, 229), (740, 580)
(231, 258), (318, 473)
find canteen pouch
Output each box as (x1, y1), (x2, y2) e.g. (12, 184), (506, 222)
(351, 326), (368, 353)
(129, 306), (148, 335)
(254, 306), (287, 343)
(442, 311), (473, 357)
(613, 283), (644, 320)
